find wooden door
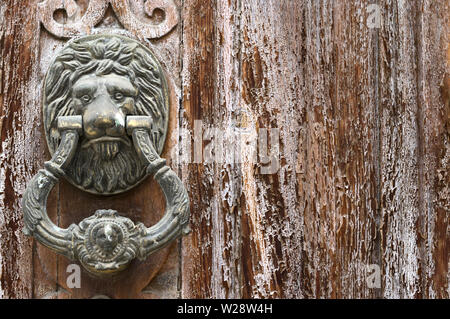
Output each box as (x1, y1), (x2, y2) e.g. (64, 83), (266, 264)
(0, 0), (448, 299)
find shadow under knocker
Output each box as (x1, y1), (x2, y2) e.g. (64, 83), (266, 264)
(22, 115), (191, 275)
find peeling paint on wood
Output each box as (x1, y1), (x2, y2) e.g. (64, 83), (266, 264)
(181, 0), (449, 299)
(0, 0), (42, 299)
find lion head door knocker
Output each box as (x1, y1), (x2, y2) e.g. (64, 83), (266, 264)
(22, 34), (190, 275)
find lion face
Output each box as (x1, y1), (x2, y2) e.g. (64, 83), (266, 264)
(94, 223), (121, 255)
(72, 73), (136, 160)
(42, 34), (169, 195)
(69, 73), (143, 194)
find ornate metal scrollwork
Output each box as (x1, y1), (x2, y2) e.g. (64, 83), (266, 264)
(22, 33), (190, 275)
(23, 116), (190, 275)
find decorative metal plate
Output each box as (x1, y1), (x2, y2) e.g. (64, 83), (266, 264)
(42, 34), (170, 195)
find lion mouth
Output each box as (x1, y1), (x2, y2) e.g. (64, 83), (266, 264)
(81, 136), (132, 161)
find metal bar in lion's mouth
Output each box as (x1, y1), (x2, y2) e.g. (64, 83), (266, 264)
(126, 116), (153, 134)
(57, 115), (83, 134)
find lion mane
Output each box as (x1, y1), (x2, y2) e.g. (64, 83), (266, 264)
(42, 35), (169, 194)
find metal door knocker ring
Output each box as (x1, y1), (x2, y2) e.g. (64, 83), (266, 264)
(22, 34), (190, 275)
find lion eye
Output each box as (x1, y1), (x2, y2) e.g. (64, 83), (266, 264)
(114, 92), (124, 101)
(81, 95), (91, 103)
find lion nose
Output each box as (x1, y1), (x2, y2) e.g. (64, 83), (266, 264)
(94, 114), (121, 129)
(83, 98), (126, 138)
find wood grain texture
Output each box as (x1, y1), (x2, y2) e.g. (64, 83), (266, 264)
(180, 0), (449, 298)
(0, 0), (41, 298)
(378, 0), (449, 298)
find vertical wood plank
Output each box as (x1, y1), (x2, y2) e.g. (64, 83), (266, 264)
(379, 0), (449, 298)
(0, 0), (42, 298)
(379, 0), (422, 298)
(181, 0), (243, 298)
(418, 0), (449, 297)
(1, 0), (184, 299)
(181, 0), (449, 299)
(294, 0), (380, 298)
(181, 0), (380, 298)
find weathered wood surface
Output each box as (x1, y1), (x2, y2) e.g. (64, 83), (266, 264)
(180, 0), (449, 299)
(0, 0), (449, 298)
